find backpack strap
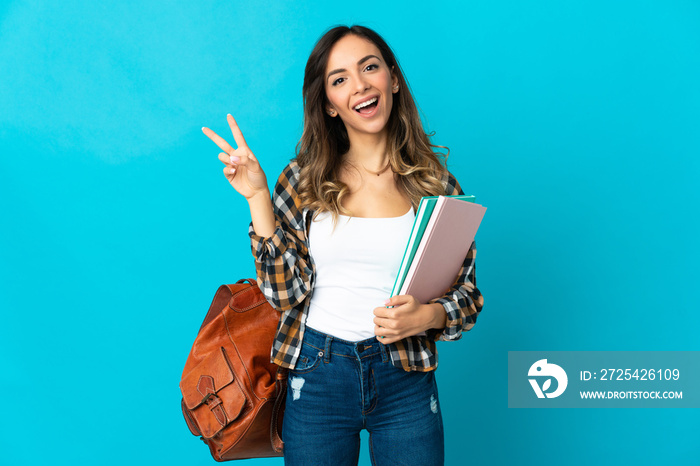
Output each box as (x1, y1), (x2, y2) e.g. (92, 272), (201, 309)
(270, 367), (288, 452)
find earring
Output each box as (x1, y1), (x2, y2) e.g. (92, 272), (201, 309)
(393, 85), (399, 92)
(328, 109), (336, 116)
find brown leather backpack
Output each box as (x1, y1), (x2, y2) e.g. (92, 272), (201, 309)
(180, 279), (286, 461)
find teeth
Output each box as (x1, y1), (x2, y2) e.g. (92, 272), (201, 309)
(354, 97), (377, 110)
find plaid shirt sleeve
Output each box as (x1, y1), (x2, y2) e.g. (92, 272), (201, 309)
(426, 171), (485, 342)
(248, 161), (313, 311)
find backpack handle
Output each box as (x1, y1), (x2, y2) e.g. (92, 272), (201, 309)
(236, 278), (257, 286)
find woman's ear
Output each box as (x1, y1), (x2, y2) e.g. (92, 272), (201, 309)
(391, 67), (399, 93)
(327, 106), (337, 117)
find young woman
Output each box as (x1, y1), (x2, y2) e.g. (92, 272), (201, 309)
(203, 25), (483, 466)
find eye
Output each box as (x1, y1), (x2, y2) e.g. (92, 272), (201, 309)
(364, 63), (379, 72)
(332, 76), (346, 86)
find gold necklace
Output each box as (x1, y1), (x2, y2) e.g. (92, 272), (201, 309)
(364, 162), (391, 176)
(344, 158), (391, 177)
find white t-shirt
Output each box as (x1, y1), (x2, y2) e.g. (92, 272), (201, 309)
(305, 207), (415, 341)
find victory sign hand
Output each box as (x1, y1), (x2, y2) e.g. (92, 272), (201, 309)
(202, 114), (269, 200)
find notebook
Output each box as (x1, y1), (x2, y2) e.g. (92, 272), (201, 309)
(395, 195), (486, 304)
(390, 195), (476, 299)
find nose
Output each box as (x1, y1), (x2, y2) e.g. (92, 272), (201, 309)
(353, 73), (370, 94)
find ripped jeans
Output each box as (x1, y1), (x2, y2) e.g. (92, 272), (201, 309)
(282, 326), (444, 466)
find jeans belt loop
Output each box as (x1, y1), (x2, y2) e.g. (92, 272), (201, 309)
(380, 342), (389, 363)
(323, 335), (332, 363)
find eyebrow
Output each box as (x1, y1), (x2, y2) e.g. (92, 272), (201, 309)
(326, 54), (381, 81)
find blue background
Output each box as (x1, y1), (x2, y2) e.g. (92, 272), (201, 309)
(1, 0), (698, 465)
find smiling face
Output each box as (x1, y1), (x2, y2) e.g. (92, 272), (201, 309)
(324, 34), (399, 141)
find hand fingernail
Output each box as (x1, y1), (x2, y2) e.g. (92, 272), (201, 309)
(231, 156), (240, 163)
(230, 167), (236, 174)
(384, 299), (391, 306)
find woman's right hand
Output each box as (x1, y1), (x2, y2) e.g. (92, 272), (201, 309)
(202, 114), (269, 200)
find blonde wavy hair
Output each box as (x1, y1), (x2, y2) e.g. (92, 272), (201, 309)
(296, 25), (449, 218)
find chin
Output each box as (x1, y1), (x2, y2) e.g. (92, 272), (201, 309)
(350, 116), (391, 135)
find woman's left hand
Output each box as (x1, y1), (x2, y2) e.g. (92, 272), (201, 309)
(373, 295), (446, 344)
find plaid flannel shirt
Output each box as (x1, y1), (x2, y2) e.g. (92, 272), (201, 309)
(249, 159), (484, 372)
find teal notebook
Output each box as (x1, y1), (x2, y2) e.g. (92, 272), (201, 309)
(390, 194), (476, 298)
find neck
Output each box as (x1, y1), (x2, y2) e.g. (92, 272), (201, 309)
(344, 127), (390, 173)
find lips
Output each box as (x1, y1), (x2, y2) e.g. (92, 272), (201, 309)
(353, 95), (380, 116)
(354, 96), (377, 110)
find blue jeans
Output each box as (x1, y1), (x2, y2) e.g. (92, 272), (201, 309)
(282, 326), (444, 466)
